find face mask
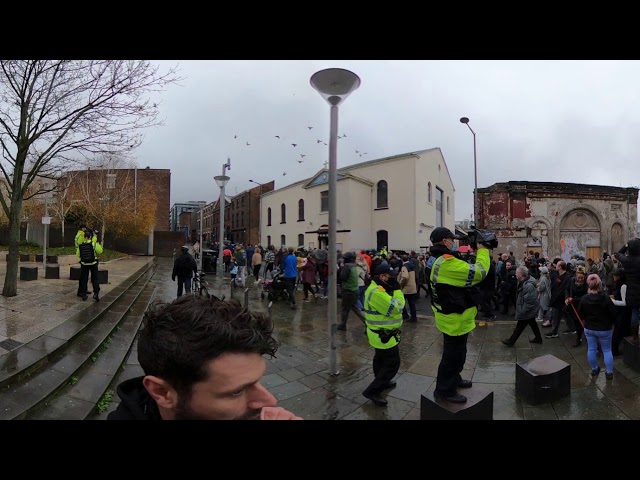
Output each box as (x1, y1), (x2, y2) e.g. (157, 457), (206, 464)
(451, 243), (457, 252)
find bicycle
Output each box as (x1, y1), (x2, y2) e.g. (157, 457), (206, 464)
(192, 272), (226, 302)
(193, 271), (210, 298)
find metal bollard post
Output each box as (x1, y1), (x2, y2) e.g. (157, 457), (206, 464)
(244, 288), (249, 308)
(268, 301), (273, 319)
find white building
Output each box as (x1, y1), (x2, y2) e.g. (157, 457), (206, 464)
(259, 148), (456, 252)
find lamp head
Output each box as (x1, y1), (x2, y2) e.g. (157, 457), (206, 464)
(460, 117), (470, 124)
(310, 68), (361, 106)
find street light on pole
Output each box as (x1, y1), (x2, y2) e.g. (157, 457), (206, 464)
(198, 201), (206, 273)
(249, 179), (264, 246)
(310, 68), (361, 376)
(460, 117), (478, 227)
(215, 158), (231, 278)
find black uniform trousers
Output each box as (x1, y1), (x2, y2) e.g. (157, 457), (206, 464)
(435, 332), (468, 396)
(79, 263), (100, 297)
(363, 345), (400, 396)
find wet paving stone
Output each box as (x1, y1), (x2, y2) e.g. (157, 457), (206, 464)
(28, 395), (94, 420)
(482, 383), (524, 420)
(267, 380), (311, 401)
(67, 372), (113, 403)
(276, 387), (360, 420)
(0, 368), (67, 412)
(46, 321), (86, 341)
(593, 373), (640, 420)
(48, 353), (85, 375)
(0, 347), (47, 384)
(402, 405), (421, 420)
(388, 372), (435, 403)
(472, 362), (516, 384)
(279, 368), (307, 382)
(522, 405), (559, 420)
(262, 373), (288, 389)
(24, 335), (67, 355)
(299, 373), (328, 390)
(407, 353), (441, 377)
(88, 348), (127, 376)
(342, 396), (415, 420)
(263, 360), (282, 375)
(552, 386), (629, 420)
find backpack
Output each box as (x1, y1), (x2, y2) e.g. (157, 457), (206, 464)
(79, 242), (96, 264)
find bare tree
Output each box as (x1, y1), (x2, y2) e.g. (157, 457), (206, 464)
(45, 169), (81, 246)
(0, 60), (180, 296)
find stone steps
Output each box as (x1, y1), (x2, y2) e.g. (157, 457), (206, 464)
(0, 260), (157, 420)
(26, 283), (155, 420)
(0, 258), (156, 390)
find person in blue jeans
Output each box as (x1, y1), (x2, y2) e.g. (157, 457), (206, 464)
(577, 274), (617, 380)
(281, 247), (299, 310)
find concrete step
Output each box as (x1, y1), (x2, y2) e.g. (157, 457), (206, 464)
(0, 261), (157, 420)
(26, 283), (155, 420)
(0, 258), (156, 390)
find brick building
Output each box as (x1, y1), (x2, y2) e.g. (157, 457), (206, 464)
(477, 181), (639, 261)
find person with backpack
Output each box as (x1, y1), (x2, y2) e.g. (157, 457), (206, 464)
(76, 228), (103, 301)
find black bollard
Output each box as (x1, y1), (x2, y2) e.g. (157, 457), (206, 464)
(244, 288), (249, 308)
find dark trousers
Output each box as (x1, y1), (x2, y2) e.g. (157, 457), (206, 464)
(303, 282), (316, 299)
(363, 345), (401, 396)
(253, 264), (261, 281)
(508, 317), (542, 343)
(435, 333), (468, 397)
(612, 309), (631, 355)
(402, 293), (417, 319)
(284, 276), (296, 304)
(480, 289), (496, 317)
(79, 263), (99, 297)
(177, 276), (192, 297)
(341, 290), (358, 325)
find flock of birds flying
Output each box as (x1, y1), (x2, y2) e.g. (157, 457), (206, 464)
(232, 126), (368, 177)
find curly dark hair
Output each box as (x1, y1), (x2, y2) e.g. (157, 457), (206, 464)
(137, 296), (279, 397)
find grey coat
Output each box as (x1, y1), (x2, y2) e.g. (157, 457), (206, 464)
(515, 275), (539, 320)
(537, 274), (551, 310)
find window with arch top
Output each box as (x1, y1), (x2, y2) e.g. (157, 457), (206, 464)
(376, 180), (388, 209)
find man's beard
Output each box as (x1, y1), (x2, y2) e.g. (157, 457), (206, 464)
(173, 396), (262, 420)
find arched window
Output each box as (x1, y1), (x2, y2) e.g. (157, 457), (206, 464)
(428, 182), (432, 203)
(281, 234), (286, 246)
(446, 196), (450, 214)
(267, 207), (272, 226)
(281, 203), (286, 223)
(298, 234), (304, 247)
(267, 235), (271, 246)
(377, 180), (388, 208)
(298, 199), (305, 221)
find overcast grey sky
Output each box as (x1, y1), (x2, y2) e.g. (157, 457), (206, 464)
(135, 60), (640, 221)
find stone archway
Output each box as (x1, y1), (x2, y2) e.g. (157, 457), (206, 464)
(557, 208), (601, 262)
(611, 222), (625, 254)
(527, 216), (552, 257)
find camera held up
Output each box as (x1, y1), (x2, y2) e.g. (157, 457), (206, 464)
(465, 227), (499, 250)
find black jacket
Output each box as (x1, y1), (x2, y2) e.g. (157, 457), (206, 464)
(107, 377), (161, 420)
(172, 252), (197, 280)
(549, 271), (572, 309)
(615, 243), (640, 308)
(577, 293), (616, 331)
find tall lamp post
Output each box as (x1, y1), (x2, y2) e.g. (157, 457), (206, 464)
(215, 158), (231, 278)
(198, 201), (206, 273)
(460, 117), (478, 227)
(310, 68), (361, 376)
(249, 179), (264, 246)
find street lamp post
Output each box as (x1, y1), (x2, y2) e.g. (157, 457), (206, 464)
(310, 68), (361, 376)
(198, 201), (206, 273)
(215, 158), (231, 278)
(460, 117), (478, 227)
(249, 179), (264, 246)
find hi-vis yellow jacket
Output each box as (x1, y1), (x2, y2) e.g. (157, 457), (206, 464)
(363, 280), (405, 349)
(430, 248), (490, 336)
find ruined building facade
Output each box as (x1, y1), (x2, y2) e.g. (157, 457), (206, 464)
(477, 181), (639, 261)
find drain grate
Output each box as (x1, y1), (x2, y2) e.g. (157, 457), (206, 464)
(0, 338), (23, 351)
